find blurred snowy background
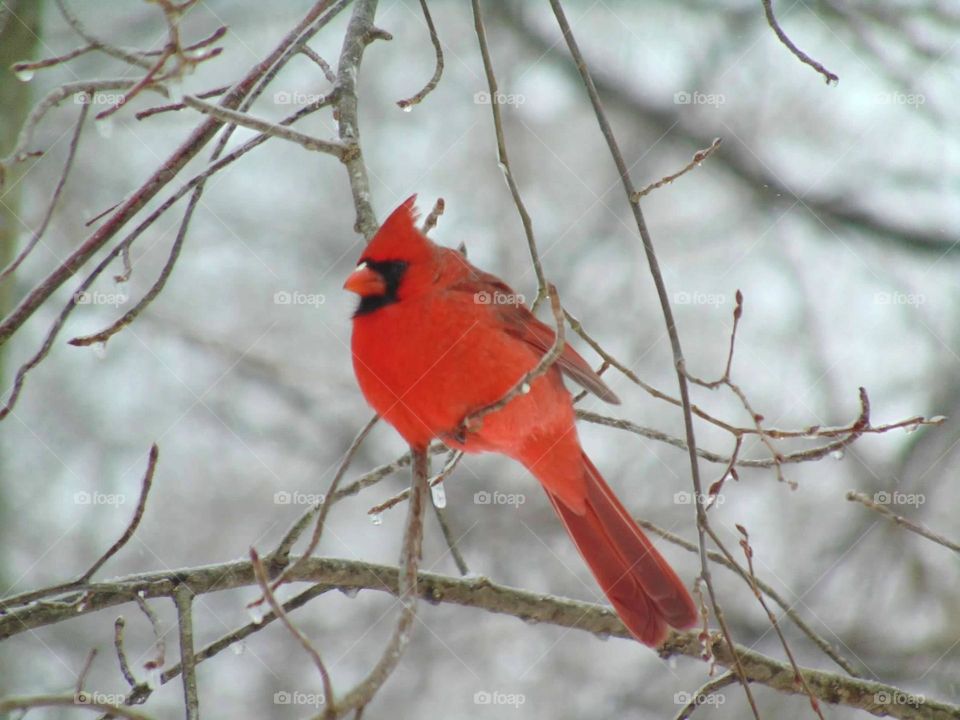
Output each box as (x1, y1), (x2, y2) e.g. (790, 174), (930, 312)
(1, 0), (958, 717)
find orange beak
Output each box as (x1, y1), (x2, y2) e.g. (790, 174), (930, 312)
(343, 262), (386, 296)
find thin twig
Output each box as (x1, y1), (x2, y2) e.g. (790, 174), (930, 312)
(396, 0), (444, 109)
(135, 594), (165, 681)
(124, 585), (334, 707)
(134, 84), (230, 121)
(421, 197), (445, 235)
(737, 526), (825, 719)
(300, 45), (337, 84)
(0, 100), (89, 283)
(638, 519), (860, 677)
(0, 0), (343, 352)
(471, 0), (548, 307)
(546, 1), (757, 714)
(761, 0), (839, 84)
(632, 138), (722, 200)
(336, 446), (430, 717)
(74, 648), (98, 696)
(0, 694), (153, 720)
(846, 491), (960, 554)
(265, 415), (378, 592)
(335, 0), (384, 239)
(367, 450), (461, 516)
(55, 0), (153, 70)
(11, 44), (97, 74)
(672, 671), (739, 720)
(250, 549), (335, 719)
(173, 586), (200, 720)
(80, 445), (158, 581)
(183, 96), (351, 159)
(113, 617), (138, 688)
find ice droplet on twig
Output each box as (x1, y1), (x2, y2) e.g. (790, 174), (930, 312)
(166, 76), (184, 104)
(431, 482), (446, 508)
(96, 116), (114, 139)
(231, 641), (246, 655)
(339, 586), (359, 599)
(830, 449), (845, 460)
(145, 666), (161, 690)
(248, 604), (264, 625)
(369, 512), (383, 526)
(14, 65), (35, 82)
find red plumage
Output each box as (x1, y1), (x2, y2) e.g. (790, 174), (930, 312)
(344, 196), (697, 645)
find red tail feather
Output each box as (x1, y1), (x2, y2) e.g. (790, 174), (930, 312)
(546, 453), (698, 645)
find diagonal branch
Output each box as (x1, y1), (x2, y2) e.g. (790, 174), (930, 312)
(546, 0), (757, 713)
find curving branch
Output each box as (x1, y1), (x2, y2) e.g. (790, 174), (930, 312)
(1, 557), (955, 720)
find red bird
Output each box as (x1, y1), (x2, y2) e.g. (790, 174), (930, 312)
(344, 197), (697, 645)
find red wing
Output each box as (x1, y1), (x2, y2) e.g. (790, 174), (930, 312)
(450, 269), (620, 405)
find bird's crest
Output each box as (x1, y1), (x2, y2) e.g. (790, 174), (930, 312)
(359, 195), (433, 263)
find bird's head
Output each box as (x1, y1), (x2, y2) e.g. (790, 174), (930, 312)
(343, 195), (439, 316)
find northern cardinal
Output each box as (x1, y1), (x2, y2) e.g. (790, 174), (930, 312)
(344, 196), (697, 645)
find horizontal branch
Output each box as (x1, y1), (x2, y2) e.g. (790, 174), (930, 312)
(1, 557), (954, 719)
(182, 96), (353, 159)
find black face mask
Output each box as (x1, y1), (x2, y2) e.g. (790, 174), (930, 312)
(353, 259), (409, 317)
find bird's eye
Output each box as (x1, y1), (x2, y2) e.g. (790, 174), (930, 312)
(356, 261), (368, 270)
